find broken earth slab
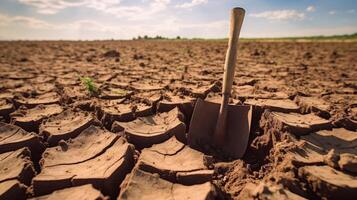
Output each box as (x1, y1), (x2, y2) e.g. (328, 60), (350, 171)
(136, 136), (214, 185)
(6, 71), (35, 80)
(157, 92), (195, 119)
(244, 98), (300, 113)
(99, 85), (133, 100)
(0, 123), (45, 164)
(0, 79), (24, 90)
(260, 110), (332, 136)
(15, 92), (61, 108)
(301, 128), (356, 155)
(0, 99), (14, 120)
(204, 92), (240, 105)
(234, 78), (258, 86)
(338, 153), (357, 173)
(11, 104), (64, 133)
(96, 99), (153, 128)
(131, 91), (162, 106)
(295, 96), (331, 119)
(237, 181), (307, 200)
(255, 79), (287, 93)
(0, 179), (27, 200)
(108, 77), (134, 88)
(62, 86), (89, 102)
(290, 128), (357, 173)
(33, 83), (56, 95)
(0, 92), (14, 100)
(171, 81), (219, 99)
(191, 73), (219, 82)
(112, 108), (186, 148)
(0, 148), (36, 186)
(130, 80), (167, 92)
(289, 141), (325, 166)
(56, 77), (78, 86)
(102, 49), (120, 58)
(229, 85), (254, 99)
(33, 126), (134, 198)
(246, 98), (300, 132)
(232, 85), (289, 100)
(334, 117), (357, 131)
(29, 75), (55, 85)
(298, 165), (357, 200)
(10, 85), (34, 95)
(29, 184), (108, 200)
(118, 169), (215, 200)
(39, 110), (99, 146)
(95, 72), (117, 84)
(40, 125), (119, 168)
(0, 148), (34, 199)
(348, 105), (357, 120)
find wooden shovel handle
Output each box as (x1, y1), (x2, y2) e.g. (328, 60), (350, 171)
(222, 7), (245, 95)
(214, 8), (245, 146)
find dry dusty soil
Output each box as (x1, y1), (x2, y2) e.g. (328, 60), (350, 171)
(0, 40), (356, 200)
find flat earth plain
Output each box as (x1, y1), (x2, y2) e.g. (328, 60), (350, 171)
(0, 40), (356, 200)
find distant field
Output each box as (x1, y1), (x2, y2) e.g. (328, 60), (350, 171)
(131, 33), (357, 42)
(241, 33), (357, 42)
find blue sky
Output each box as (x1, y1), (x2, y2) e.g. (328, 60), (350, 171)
(0, 0), (356, 40)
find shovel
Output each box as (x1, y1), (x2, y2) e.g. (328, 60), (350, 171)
(188, 7), (252, 159)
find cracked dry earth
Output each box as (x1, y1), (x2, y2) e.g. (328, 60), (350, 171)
(0, 40), (356, 200)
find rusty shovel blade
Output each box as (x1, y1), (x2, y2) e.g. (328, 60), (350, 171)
(188, 98), (252, 158)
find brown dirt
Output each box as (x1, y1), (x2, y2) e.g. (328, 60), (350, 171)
(112, 108), (186, 148)
(0, 40), (356, 199)
(28, 184), (108, 200)
(39, 109), (99, 146)
(118, 168), (215, 200)
(136, 136), (214, 185)
(33, 126), (134, 198)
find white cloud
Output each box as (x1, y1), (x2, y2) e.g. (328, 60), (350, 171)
(175, 0), (208, 9)
(125, 0), (171, 20)
(18, 0), (101, 14)
(347, 9), (355, 14)
(0, 13), (55, 28)
(250, 10), (305, 20)
(18, 0), (170, 21)
(329, 10), (336, 15)
(94, 5), (143, 19)
(306, 5), (315, 12)
(0, 14), (9, 26)
(0, 12), (228, 40)
(88, 0), (171, 21)
(18, 0), (151, 16)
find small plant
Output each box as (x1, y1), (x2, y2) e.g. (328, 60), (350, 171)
(79, 76), (98, 95)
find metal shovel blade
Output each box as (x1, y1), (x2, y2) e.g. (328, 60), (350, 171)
(188, 98), (252, 158)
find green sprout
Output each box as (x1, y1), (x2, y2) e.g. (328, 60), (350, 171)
(79, 76), (98, 95)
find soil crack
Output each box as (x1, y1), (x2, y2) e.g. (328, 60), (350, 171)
(45, 136), (119, 167)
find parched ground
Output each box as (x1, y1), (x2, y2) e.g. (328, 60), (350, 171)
(0, 40), (356, 200)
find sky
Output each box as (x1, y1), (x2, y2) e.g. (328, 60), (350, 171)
(0, 0), (356, 40)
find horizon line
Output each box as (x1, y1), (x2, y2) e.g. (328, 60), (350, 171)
(0, 32), (356, 42)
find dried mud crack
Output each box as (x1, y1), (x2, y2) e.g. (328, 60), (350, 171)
(0, 40), (356, 199)
(0, 148), (36, 200)
(33, 126), (134, 198)
(28, 184), (107, 200)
